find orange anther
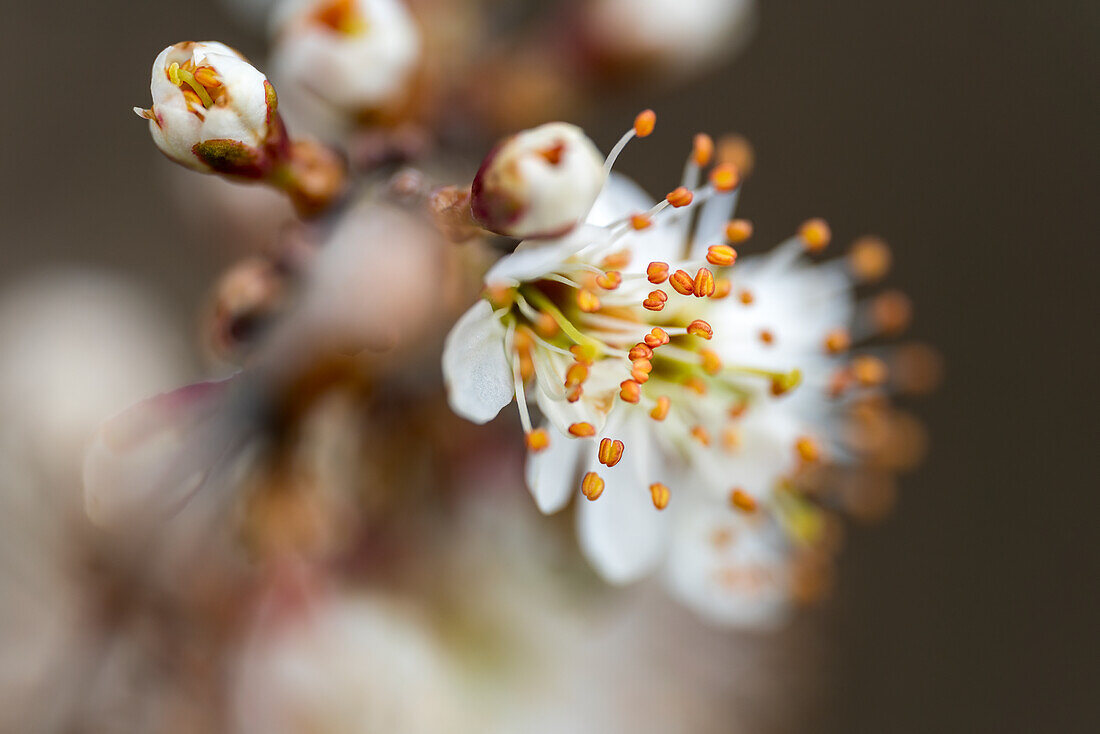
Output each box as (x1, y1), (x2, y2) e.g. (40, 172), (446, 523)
(683, 376), (707, 395)
(706, 245), (737, 267)
(601, 250), (632, 269)
(693, 267), (715, 297)
(739, 289), (755, 305)
(669, 269), (695, 296)
(565, 362), (589, 388)
(725, 219), (754, 243)
(537, 142), (565, 165)
(691, 426), (712, 446)
(631, 364), (651, 384)
(687, 319), (713, 339)
(650, 483), (671, 510)
(567, 385), (583, 403)
(526, 428), (550, 452)
(535, 311), (559, 338)
(700, 348), (722, 375)
(759, 329), (775, 345)
(650, 396), (671, 421)
(825, 329), (851, 354)
(713, 278), (732, 299)
(181, 88), (204, 109)
(581, 472), (605, 501)
(852, 355), (889, 386)
(642, 295), (666, 311)
(692, 133), (714, 167)
(647, 261), (670, 284)
(796, 436), (821, 463)
(721, 427), (741, 452)
(644, 327), (670, 348)
(619, 379), (641, 403)
(730, 488), (757, 513)
(709, 163), (740, 192)
(629, 343), (654, 361)
(849, 236), (892, 282)
(598, 438), (625, 467)
(634, 109), (656, 138)
(193, 66), (221, 88)
(569, 422), (596, 437)
(596, 270), (622, 290)
(800, 218), (832, 252)
(728, 400), (748, 418)
(632, 358), (653, 375)
(872, 290), (913, 336)
(630, 213), (653, 230)
(577, 289), (600, 313)
(571, 343), (597, 364)
(666, 187), (694, 208)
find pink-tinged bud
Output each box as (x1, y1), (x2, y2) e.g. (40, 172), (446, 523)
(470, 122), (606, 239)
(135, 42), (281, 177)
(270, 0), (421, 114)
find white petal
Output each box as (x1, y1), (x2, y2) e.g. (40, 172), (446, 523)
(576, 418), (668, 584)
(442, 301), (514, 424)
(663, 497), (792, 628)
(484, 224), (605, 285)
(525, 422), (586, 514)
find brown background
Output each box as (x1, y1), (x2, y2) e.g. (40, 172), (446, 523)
(1, 1), (1096, 732)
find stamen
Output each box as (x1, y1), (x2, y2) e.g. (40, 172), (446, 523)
(647, 261), (670, 284)
(721, 427), (741, 452)
(571, 343), (597, 365)
(193, 66), (221, 89)
(650, 483), (671, 510)
(565, 362), (589, 387)
(598, 438), (625, 467)
(706, 245), (737, 267)
(567, 385), (583, 402)
(852, 355), (888, 386)
(633, 109), (656, 137)
(581, 472), (605, 501)
(526, 429), (550, 453)
(650, 396), (670, 421)
(642, 290), (666, 311)
(713, 278), (732, 299)
(629, 343), (654, 361)
(692, 133), (715, 167)
(601, 250), (632, 270)
(871, 291), (913, 336)
(630, 213), (653, 230)
(709, 164), (740, 193)
(595, 271), (622, 290)
(849, 236), (892, 282)
(799, 218), (832, 253)
(700, 349), (722, 375)
(603, 110), (654, 176)
(825, 329), (851, 354)
(691, 426), (712, 446)
(666, 187), (694, 208)
(725, 219), (754, 243)
(739, 289), (754, 305)
(686, 320), (713, 340)
(569, 422), (596, 437)
(693, 268), (715, 297)
(619, 380), (641, 403)
(729, 488), (757, 513)
(684, 376), (707, 395)
(535, 312), (560, 338)
(770, 369), (803, 396)
(644, 327), (671, 348)
(795, 436), (821, 463)
(759, 329), (775, 345)
(669, 269), (695, 296)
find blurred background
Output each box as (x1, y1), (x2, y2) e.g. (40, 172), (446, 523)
(0, 1), (1096, 732)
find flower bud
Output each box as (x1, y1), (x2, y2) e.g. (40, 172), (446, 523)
(135, 42), (282, 177)
(270, 0), (421, 114)
(470, 122), (606, 239)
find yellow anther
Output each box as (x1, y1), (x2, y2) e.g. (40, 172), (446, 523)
(691, 425), (712, 446)
(631, 213), (653, 230)
(666, 187), (694, 208)
(799, 218), (832, 252)
(596, 270), (622, 290)
(647, 261), (670, 284)
(571, 343), (597, 364)
(569, 422), (596, 437)
(713, 278), (732, 299)
(693, 267), (715, 297)
(725, 219), (754, 243)
(598, 438), (625, 467)
(709, 163), (740, 192)
(634, 109), (657, 138)
(619, 379), (641, 403)
(581, 472), (605, 501)
(687, 319), (713, 340)
(565, 362), (589, 388)
(770, 369), (803, 396)
(526, 428), (550, 452)
(692, 133), (714, 167)
(650, 396), (671, 421)
(729, 488), (757, 513)
(577, 289), (601, 313)
(849, 236), (892, 282)
(669, 269), (695, 296)
(706, 245), (737, 267)
(796, 436), (821, 463)
(650, 483), (671, 510)
(825, 328), (851, 354)
(700, 348), (722, 375)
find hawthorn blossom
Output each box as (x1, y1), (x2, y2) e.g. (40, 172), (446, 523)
(444, 113), (910, 624)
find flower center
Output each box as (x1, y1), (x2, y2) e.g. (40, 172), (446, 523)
(167, 59), (224, 111)
(313, 0), (369, 35)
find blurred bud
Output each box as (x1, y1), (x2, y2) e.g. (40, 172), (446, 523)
(208, 256), (287, 362)
(135, 42), (281, 176)
(581, 0), (756, 75)
(271, 0), (421, 113)
(471, 122), (606, 239)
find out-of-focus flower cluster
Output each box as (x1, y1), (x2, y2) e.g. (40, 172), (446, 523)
(1, 1), (940, 731)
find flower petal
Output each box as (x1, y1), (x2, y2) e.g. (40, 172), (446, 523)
(442, 301), (514, 424)
(525, 422), (586, 514)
